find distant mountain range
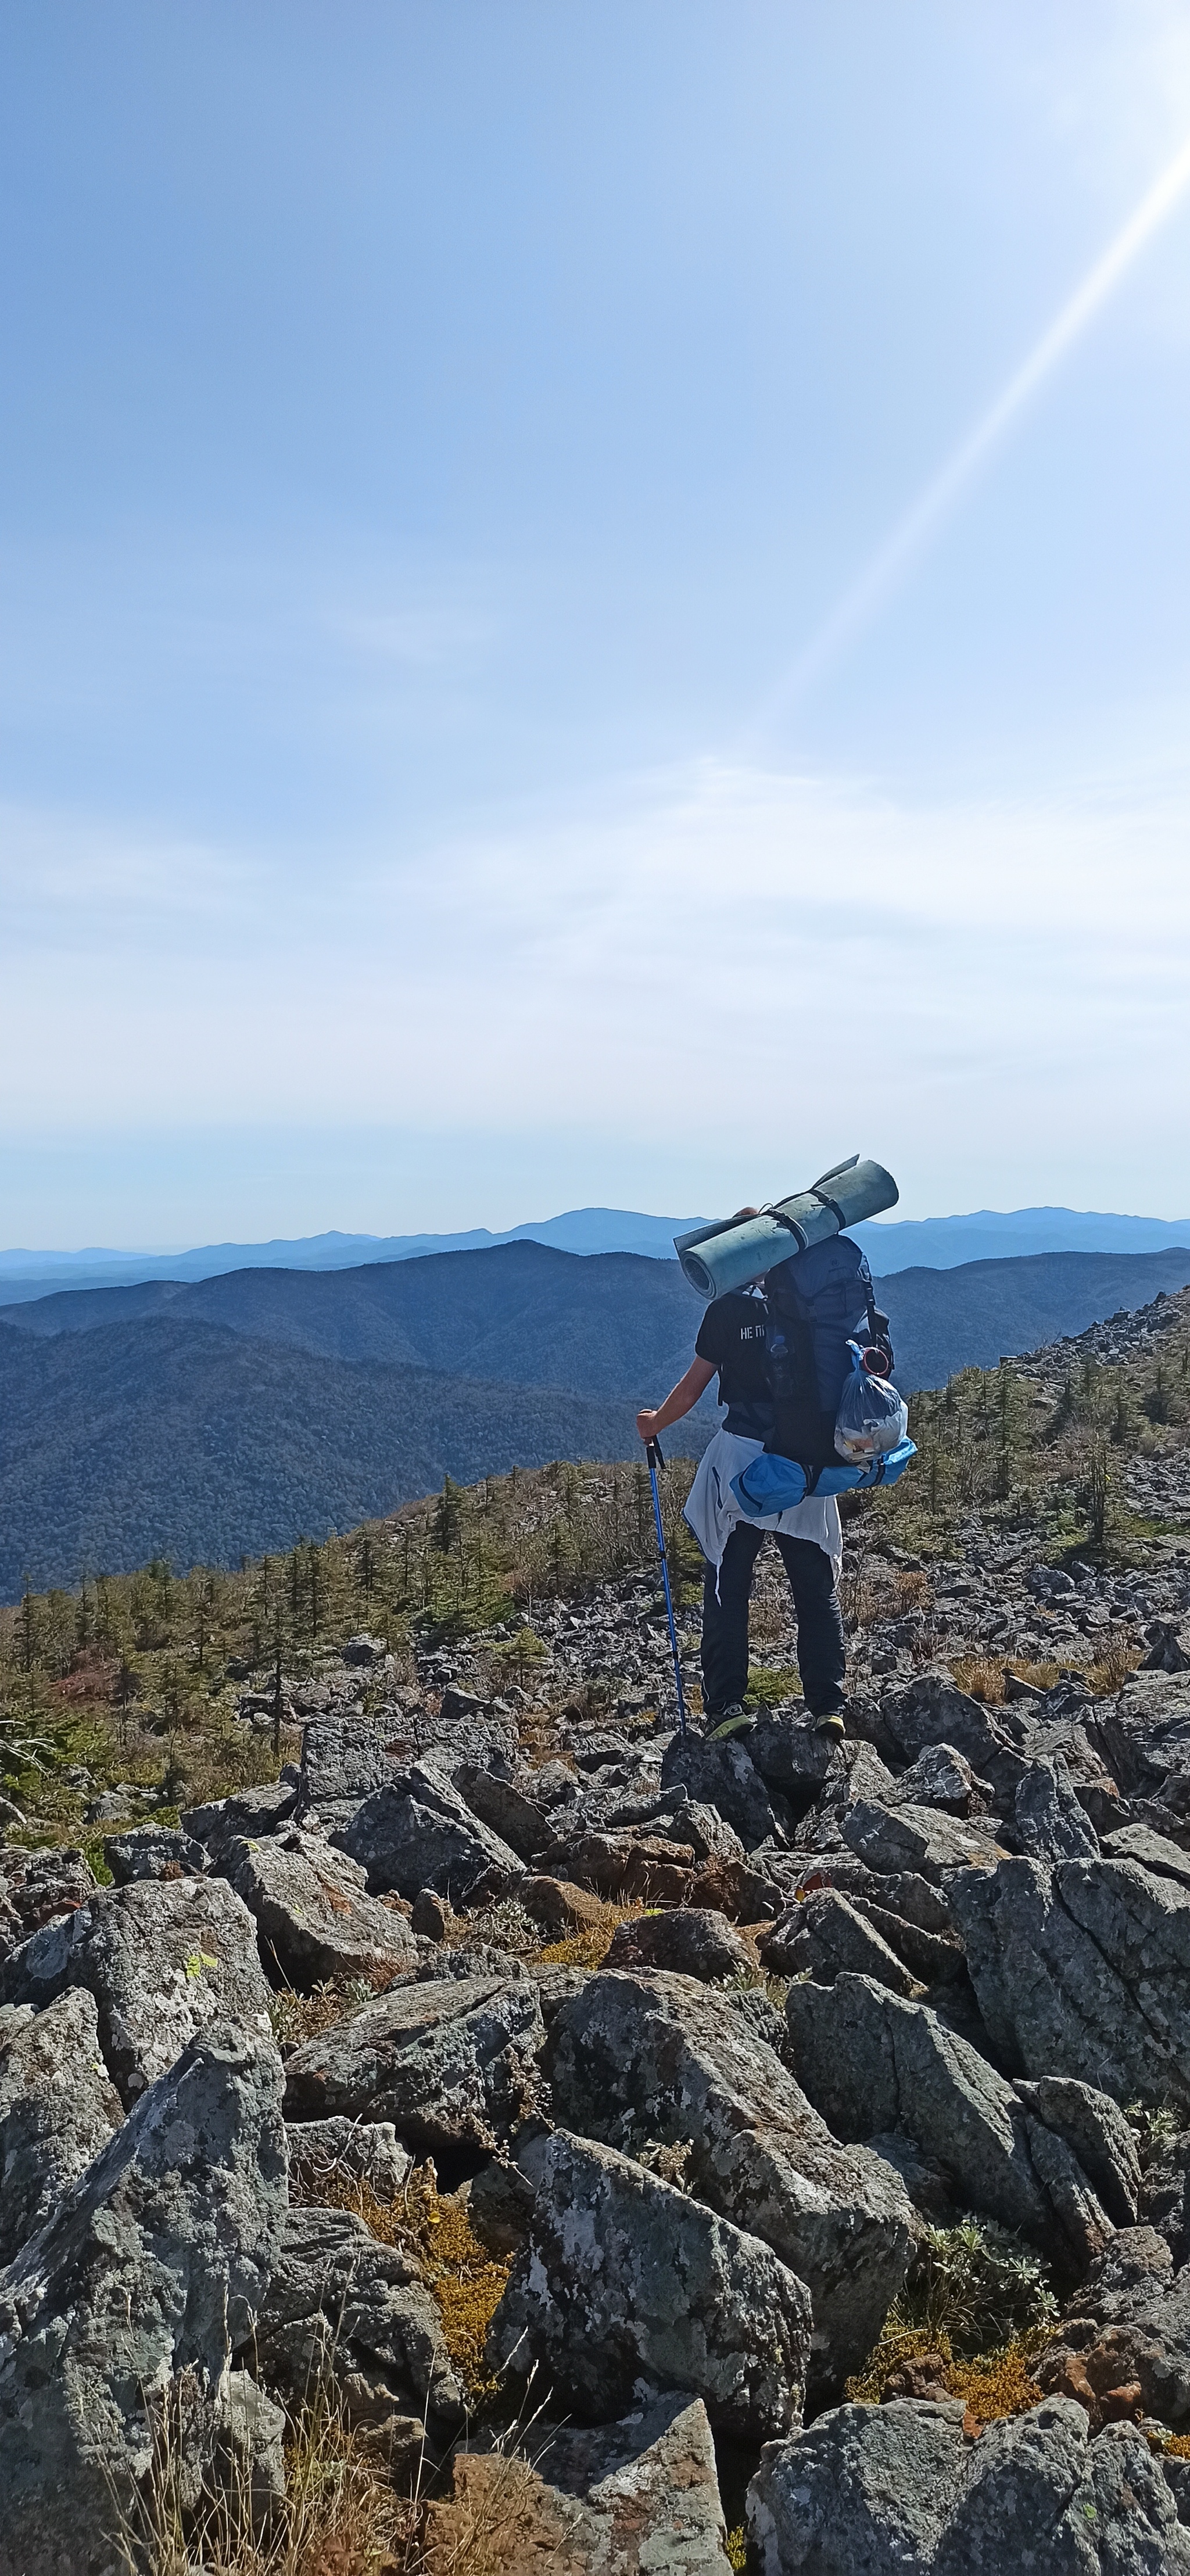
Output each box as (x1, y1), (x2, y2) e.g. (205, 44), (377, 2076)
(3, 1237), (1189, 1595)
(3, 1200), (1190, 1303)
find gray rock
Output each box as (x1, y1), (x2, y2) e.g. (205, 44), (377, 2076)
(181, 1776), (298, 1855)
(225, 1825), (417, 1989)
(490, 2129), (811, 2442)
(453, 1762), (551, 1862)
(282, 1972), (544, 2153)
(1140, 2131), (1190, 2265)
(747, 2396), (967, 2574)
(1015, 1754), (1101, 1861)
(878, 1673), (1031, 1811)
(932, 2399), (1190, 2573)
(764, 1887), (922, 1996)
(433, 2393), (734, 2573)
(103, 1823), (209, 1883)
(546, 1969), (916, 2394)
(748, 2395), (1190, 2574)
(843, 1798), (1005, 1879)
(0, 1847), (96, 1964)
(246, 2202), (461, 2427)
(952, 1854), (1190, 2108)
(334, 1757), (524, 1900)
(0, 1874), (274, 2106)
(786, 1972), (1112, 2263)
(300, 1706), (518, 1836)
(891, 1742), (985, 1815)
(1102, 1822), (1190, 1890)
(1013, 2077), (1141, 2227)
(747, 1712), (834, 1797)
(659, 1732), (780, 1851)
(0, 1989), (124, 2264)
(603, 1907), (758, 1983)
(1101, 1671), (1190, 1801)
(285, 2116), (413, 2203)
(0, 2018), (287, 2576)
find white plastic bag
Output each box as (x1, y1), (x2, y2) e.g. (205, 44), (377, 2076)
(834, 1340), (908, 1464)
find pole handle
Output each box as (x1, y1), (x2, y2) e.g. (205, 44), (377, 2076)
(646, 1435), (665, 1471)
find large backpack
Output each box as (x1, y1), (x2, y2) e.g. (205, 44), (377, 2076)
(764, 1236), (892, 1474)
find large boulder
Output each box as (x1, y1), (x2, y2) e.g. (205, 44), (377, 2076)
(103, 1823), (209, 1884)
(245, 2203), (461, 2429)
(842, 1798), (1005, 1880)
(224, 1826), (417, 1989)
(181, 1777), (298, 1857)
(747, 2396), (1190, 2574)
(426, 2393), (734, 2574)
(1015, 1754), (1101, 1862)
(659, 1732), (781, 1851)
(786, 1973), (1113, 2265)
(0, 1989), (124, 2265)
(0, 1847), (96, 1964)
(952, 1854), (1190, 2108)
(0, 1875), (274, 2106)
(766, 1887), (923, 1997)
(877, 1673), (1031, 1812)
(0, 2019), (288, 2576)
(282, 1972), (544, 2154)
(603, 1908), (758, 1983)
(546, 1969), (916, 2394)
(299, 1706), (517, 1836)
(453, 1762), (553, 1862)
(1099, 1671), (1190, 1803)
(333, 1757), (524, 1900)
(489, 2129), (811, 2442)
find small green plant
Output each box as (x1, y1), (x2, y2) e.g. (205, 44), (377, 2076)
(888, 2217), (1057, 2355)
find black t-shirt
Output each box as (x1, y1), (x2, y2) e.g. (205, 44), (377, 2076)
(695, 1290), (774, 1439)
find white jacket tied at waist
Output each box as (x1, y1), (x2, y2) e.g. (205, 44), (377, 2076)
(683, 1426), (842, 1575)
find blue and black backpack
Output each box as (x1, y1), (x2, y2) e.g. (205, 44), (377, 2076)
(731, 1237), (915, 1516)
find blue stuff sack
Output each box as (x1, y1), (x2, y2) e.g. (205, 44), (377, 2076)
(730, 1438), (917, 1520)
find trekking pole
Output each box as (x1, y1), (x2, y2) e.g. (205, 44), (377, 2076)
(646, 1436), (688, 1737)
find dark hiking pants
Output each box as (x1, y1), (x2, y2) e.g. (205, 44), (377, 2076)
(701, 1524), (846, 1719)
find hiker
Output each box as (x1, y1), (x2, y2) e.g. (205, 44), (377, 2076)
(636, 1232), (848, 1743)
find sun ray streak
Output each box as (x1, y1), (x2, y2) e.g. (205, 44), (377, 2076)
(750, 131), (1190, 736)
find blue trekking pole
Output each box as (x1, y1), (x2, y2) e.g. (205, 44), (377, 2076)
(646, 1436), (688, 1737)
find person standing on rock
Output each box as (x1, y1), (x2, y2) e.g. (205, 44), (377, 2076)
(636, 1221), (848, 1744)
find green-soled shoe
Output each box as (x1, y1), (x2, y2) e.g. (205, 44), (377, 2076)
(705, 1707), (755, 1742)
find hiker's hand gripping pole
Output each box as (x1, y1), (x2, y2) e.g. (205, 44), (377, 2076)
(645, 1436), (689, 1738)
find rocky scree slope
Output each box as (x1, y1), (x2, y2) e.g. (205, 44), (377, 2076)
(1, 1289), (1190, 2567)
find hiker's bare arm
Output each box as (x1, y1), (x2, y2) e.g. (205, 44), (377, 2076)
(636, 1357), (716, 1442)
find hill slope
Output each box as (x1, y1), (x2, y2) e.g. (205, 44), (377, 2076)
(0, 1319), (648, 1596)
(879, 1246), (1190, 1389)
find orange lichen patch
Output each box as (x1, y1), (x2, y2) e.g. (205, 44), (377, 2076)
(296, 2167), (512, 2402)
(846, 2326), (1049, 2424)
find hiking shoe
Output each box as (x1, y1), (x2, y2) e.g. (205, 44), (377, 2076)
(704, 1705), (754, 1742)
(813, 1710), (847, 1740)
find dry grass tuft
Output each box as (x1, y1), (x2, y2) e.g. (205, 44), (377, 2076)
(534, 1897), (644, 1971)
(295, 2168), (512, 2402)
(267, 1979), (380, 2054)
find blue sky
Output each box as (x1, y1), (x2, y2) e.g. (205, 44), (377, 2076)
(3, 2), (1190, 1246)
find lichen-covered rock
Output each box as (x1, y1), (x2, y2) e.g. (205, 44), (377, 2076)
(1013, 2077), (1141, 2228)
(426, 2394), (735, 2574)
(1015, 1754), (1101, 1862)
(843, 1799), (1005, 1879)
(0, 1988), (124, 2264)
(0, 1847), (96, 1965)
(103, 1823), (210, 1883)
(334, 1757), (524, 1901)
(952, 1854), (1190, 2108)
(489, 2130), (811, 2442)
(245, 2202), (461, 2427)
(0, 2018), (288, 2576)
(764, 1887), (922, 1996)
(786, 1972), (1113, 2264)
(182, 1776), (299, 1855)
(747, 2396), (1190, 2573)
(546, 1969), (916, 2394)
(659, 1732), (780, 1851)
(877, 1673), (1031, 1811)
(282, 1971), (544, 2152)
(225, 1825), (417, 1989)
(0, 1875), (274, 2106)
(284, 2115), (412, 2203)
(1100, 1671), (1190, 1802)
(603, 1907), (758, 1983)
(890, 1742), (985, 1815)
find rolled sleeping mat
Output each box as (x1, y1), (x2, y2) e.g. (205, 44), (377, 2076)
(730, 1436), (917, 1520)
(674, 1158), (898, 1299)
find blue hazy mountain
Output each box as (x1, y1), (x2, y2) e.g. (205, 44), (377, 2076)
(3, 1203), (1190, 1306)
